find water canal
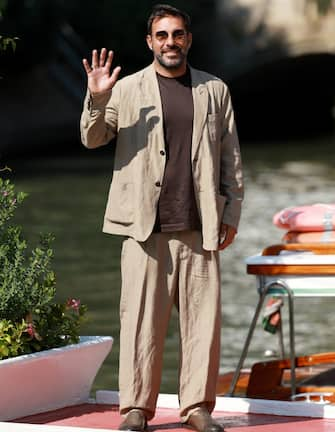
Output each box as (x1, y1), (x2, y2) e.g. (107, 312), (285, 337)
(7, 133), (335, 394)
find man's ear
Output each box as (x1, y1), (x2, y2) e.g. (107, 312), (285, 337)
(146, 34), (153, 50)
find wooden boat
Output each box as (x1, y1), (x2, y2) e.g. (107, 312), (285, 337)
(218, 242), (335, 406)
(217, 352), (335, 402)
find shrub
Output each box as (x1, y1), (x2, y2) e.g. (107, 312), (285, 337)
(0, 171), (87, 360)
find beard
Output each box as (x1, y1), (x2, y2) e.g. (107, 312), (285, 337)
(154, 46), (188, 70)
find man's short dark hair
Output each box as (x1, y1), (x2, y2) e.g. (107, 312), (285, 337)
(147, 4), (191, 35)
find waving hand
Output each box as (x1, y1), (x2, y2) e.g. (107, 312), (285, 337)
(82, 48), (121, 95)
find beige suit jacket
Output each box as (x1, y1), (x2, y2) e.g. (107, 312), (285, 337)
(80, 64), (243, 251)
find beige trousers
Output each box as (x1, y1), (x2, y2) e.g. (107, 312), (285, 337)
(119, 231), (221, 421)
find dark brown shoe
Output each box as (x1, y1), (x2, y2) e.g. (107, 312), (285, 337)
(118, 409), (147, 431)
(185, 407), (224, 432)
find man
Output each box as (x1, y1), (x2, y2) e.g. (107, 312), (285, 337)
(80, 4), (243, 432)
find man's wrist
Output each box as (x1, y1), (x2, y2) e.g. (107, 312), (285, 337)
(88, 89), (112, 111)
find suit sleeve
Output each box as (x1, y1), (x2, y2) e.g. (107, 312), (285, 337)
(220, 85), (244, 230)
(80, 82), (121, 149)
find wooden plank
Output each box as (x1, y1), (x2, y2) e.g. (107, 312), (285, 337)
(262, 243), (335, 256)
(216, 371), (250, 396)
(247, 352), (335, 402)
(247, 264), (335, 275)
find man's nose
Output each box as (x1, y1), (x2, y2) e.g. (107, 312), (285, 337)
(165, 34), (175, 46)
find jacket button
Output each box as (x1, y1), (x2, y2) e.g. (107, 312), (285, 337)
(160, 150), (165, 156)
(155, 181), (161, 187)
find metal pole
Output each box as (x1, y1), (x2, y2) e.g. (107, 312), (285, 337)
(270, 280), (296, 396)
(277, 302), (285, 359)
(227, 280), (282, 396)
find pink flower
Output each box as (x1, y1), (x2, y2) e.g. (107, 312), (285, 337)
(66, 298), (81, 311)
(25, 323), (42, 341)
(2, 191), (9, 196)
(26, 323), (34, 337)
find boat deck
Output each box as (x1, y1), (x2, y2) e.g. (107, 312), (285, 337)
(8, 401), (335, 432)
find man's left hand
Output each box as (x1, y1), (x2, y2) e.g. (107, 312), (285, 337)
(218, 224), (237, 250)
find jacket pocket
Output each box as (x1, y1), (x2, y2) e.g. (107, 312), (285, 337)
(105, 182), (134, 225)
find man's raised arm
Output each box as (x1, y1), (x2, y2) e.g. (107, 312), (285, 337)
(80, 48), (121, 148)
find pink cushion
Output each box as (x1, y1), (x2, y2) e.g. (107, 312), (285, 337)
(273, 204), (335, 232)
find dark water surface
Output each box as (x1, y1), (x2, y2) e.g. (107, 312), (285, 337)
(8, 133), (335, 394)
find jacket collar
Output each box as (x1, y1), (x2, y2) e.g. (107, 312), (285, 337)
(190, 66), (209, 160)
(140, 63), (208, 160)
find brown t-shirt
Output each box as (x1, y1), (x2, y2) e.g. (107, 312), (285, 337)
(154, 69), (201, 232)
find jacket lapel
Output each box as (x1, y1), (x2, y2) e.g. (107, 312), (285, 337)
(190, 67), (208, 160)
(139, 64), (164, 141)
(138, 64), (208, 158)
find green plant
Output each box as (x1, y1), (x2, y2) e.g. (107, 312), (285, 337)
(0, 35), (18, 52)
(0, 171), (87, 360)
(0, 1), (18, 53)
(32, 299), (87, 351)
(0, 176), (56, 322)
(0, 319), (33, 358)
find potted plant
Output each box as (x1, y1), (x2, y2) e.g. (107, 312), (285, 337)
(0, 170), (88, 357)
(0, 170), (113, 421)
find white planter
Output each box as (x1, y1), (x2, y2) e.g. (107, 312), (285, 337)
(0, 335), (113, 421)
